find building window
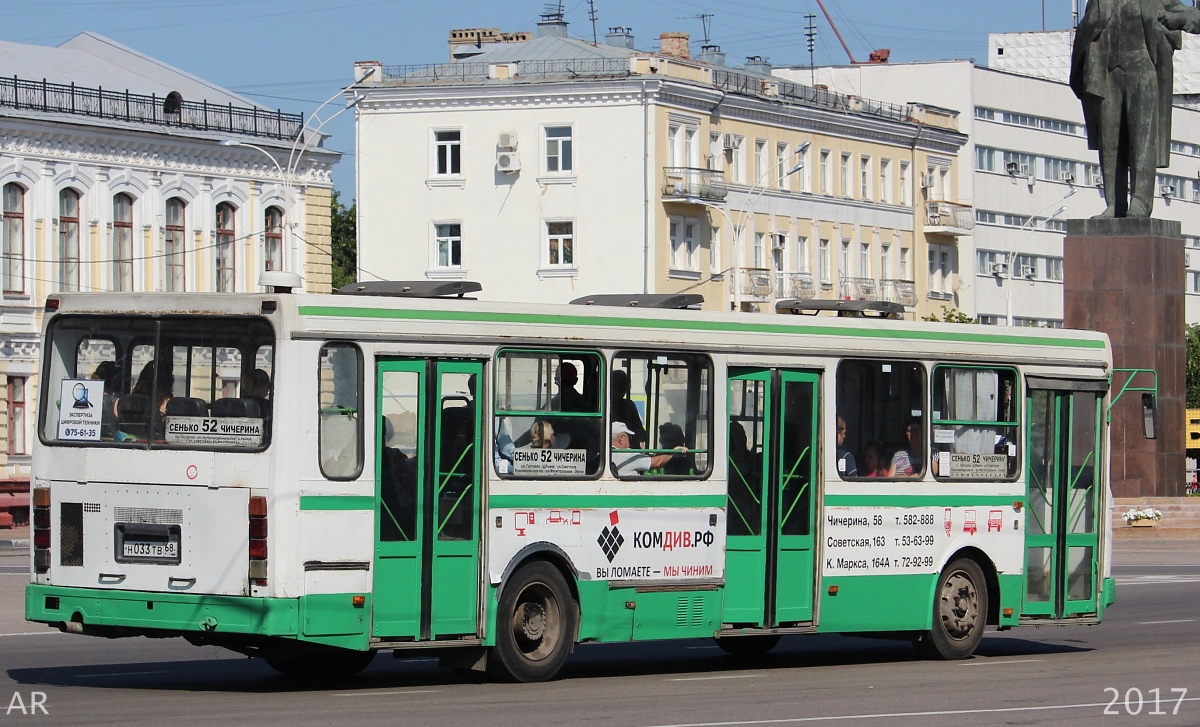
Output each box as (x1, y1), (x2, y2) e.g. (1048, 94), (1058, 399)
(840, 152), (852, 197)
(880, 242), (891, 279)
(840, 239), (851, 278)
(113, 193), (134, 292)
(796, 235), (809, 273)
(731, 137), (744, 184)
(1047, 257), (1064, 281)
(215, 202), (236, 293)
(976, 249), (1004, 276)
(755, 140), (767, 185)
(975, 146), (996, 172)
(776, 143), (788, 189)
(708, 132), (721, 171)
(819, 238), (831, 284)
(435, 130), (462, 176)
(1015, 253), (1037, 278)
(798, 144), (811, 193)
(59, 189), (81, 292)
(7, 376), (25, 456)
(3, 183), (24, 294)
(899, 161), (911, 206)
(668, 124), (680, 166)
(546, 221), (574, 267)
(684, 127), (698, 168)
(859, 243), (871, 279)
(264, 206), (283, 272)
(860, 155), (872, 200)
(819, 149), (831, 195)
(900, 246), (911, 279)
(435, 223), (463, 268)
(545, 126), (573, 173)
(669, 217), (699, 271)
(165, 198), (186, 292)
(929, 243), (952, 298)
(709, 224), (722, 275)
(880, 158), (892, 203)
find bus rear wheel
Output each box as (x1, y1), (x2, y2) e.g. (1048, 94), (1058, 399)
(914, 557), (987, 660)
(490, 561), (576, 683)
(263, 643), (376, 680)
(714, 634), (781, 657)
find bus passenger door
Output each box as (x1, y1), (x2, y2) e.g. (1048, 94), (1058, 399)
(723, 369), (818, 628)
(1023, 382), (1104, 619)
(373, 359), (482, 641)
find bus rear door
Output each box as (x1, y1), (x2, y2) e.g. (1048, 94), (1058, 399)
(373, 359), (483, 640)
(724, 369), (819, 627)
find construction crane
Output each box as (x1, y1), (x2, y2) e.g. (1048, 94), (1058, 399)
(813, 0), (890, 65)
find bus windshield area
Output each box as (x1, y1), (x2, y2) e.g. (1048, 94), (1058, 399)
(40, 315), (275, 450)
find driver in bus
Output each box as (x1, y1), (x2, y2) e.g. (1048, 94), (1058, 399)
(611, 421), (686, 477)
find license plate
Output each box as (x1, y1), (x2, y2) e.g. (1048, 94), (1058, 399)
(122, 540), (178, 559)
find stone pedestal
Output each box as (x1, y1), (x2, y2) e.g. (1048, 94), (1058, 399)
(1064, 218), (1185, 498)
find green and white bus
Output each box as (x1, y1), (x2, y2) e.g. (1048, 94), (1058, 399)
(27, 279), (1135, 682)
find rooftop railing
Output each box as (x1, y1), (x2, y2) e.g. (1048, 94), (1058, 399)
(0, 76), (303, 142)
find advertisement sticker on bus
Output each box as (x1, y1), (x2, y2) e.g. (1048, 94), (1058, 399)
(165, 416), (263, 447)
(56, 379), (103, 441)
(511, 447), (588, 476)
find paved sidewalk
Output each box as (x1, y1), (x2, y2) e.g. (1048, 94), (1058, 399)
(0, 525), (28, 550)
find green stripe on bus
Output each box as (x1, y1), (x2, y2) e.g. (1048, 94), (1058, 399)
(297, 305), (1105, 350)
(488, 494), (726, 509)
(823, 494), (1020, 507)
(299, 495), (375, 511)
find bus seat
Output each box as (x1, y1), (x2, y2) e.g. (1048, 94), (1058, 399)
(116, 394), (150, 438)
(211, 397), (262, 418)
(165, 397), (208, 417)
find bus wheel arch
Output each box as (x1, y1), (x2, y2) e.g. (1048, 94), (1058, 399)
(497, 543), (583, 627)
(490, 555), (580, 683)
(914, 552), (991, 660)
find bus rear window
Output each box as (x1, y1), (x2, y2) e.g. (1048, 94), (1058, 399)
(40, 316), (275, 450)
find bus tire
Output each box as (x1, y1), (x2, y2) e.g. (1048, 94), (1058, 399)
(263, 643), (376, 680)
(714, 634), (781, 657)
(490, 561), (576, 683)
(914, 557), (987, 660)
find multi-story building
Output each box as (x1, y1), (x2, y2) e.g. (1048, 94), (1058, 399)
(0, 32), (341, 487)
(352, 19), (969, 316)
(784, 56), (1200, 327)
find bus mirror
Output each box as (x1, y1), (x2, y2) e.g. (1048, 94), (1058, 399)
(1141, 393), (1158, 440)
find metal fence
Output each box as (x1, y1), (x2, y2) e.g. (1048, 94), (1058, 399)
(661, 167), (727, 201)
(0, 76), (303, 142)
(382, 58), (631, 83)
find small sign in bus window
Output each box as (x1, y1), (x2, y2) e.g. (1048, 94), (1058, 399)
(512, 447), (588, 476)
(56, 379), (104, 441)
(166, 416), (263, 447)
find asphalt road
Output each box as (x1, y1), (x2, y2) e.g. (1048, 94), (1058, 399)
(2, 542), (1199, 726)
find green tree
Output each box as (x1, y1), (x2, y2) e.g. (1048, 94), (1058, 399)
(1187, 323), (1200, 407)
(921, 305), (977, 324)
(330, 190), (357, 290)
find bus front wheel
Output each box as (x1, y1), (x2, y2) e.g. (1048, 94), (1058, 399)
(490, 561), (577, 683)
(914, 557), (987, 660)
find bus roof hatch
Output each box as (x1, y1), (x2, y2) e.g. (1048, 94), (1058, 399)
(569, 293), (704, 309)
(338, 280), (482, 298)
(775, 298), (903, 318)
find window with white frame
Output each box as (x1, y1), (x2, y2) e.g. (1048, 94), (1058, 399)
(798, 144), (811, 193)
(860, 155), (872, 200)
(2, 183), (24, 295)
(731, 137), (745, 184)
(545, 126), (573, 173)
(928, 243), (952, 297)
(434, 130), (462, 176)
(840, 153), (852, 197)
(899, 246), (911, 280)
(754, 140), (767, 185)
(684, 127), (698, 168)
(113, 193), (134, 292)
(1043, 156), (1076, 183)
(840, 239), (851, 278)
(819, 149), (831, 194)
(776, 143), (788, 189)
(708, 132), (721, 170)
(1002, 151), (1035, 177)
(668, 124), (680, 167)
(880, 158), (892, 203)
(879, 242), (891, 279)
(264, 206), (283, 272)
(796, 235), (809, 273)
(899, 161), (911, 206)
(1047, 256), (1064, 281)
(859, 242), (871, 279)
(59, 188), (80, 292)
(215, 202), (235, 293)
(7, 376), (25, 456)
(753, 232), (766, 269)
(435, 223), (463, 268)
(165, 198), (186, 292)
(819, 238), (831, 284)
(1189, 270), (1200, 293)
(976, 250), (1004, 276)
(546, 221), (574, 267)
(710, 224), (721, 274)
(669, 216), (699, 271)
(1015, 253), (1037, 278)
(975, 146), (996, 172)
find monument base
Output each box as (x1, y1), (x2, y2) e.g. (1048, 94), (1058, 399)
(1064, 218), (1185, 498)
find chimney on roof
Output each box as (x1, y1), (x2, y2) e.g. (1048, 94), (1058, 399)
(697, 44), (725, 67)
(743, 55), (772, 75)
(659, 32), (690, 59)
(537, 15), (569, 38)
(605, 26), (635, 49)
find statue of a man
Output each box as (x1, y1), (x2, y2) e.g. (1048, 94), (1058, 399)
(1070, 0), (1200, 218)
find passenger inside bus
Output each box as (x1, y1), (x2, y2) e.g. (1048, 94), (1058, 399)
(609, 370), (646, 449)
(888, 416), (932, 477)
(727, 420), (761, 536)
(657, 422), (694, 475)
(611, 421), (686, 477)
(835, 415), (857, 477)
(860, 440), (885, 477)
(91, 361), (120, 439)
(117, 361), (173, 440)
(379, 418), (416, 541)
(243, 368), (272, 422)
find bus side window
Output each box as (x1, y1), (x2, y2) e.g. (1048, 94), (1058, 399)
(836, 359), (926, 481)
(318, 342), (363, 479)
(931, 366), (1019, 481)
(610, 352), (712, 479)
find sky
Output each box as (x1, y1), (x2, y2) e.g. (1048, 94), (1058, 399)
(3, 0), (1080, 198)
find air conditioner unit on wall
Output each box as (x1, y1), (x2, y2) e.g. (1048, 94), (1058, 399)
(498, 131), (518, 150)
(1090, 172), (1104, 188)
(496, 150), (521, 173)
(989, 262), (1008, 275)
(1059, 171), (1074, 183)
(723, 133), (737, 150)
(1005, 161), (1020, 175)
(1161, 184), (1175, 197)
(1020, 264), (1036, 277)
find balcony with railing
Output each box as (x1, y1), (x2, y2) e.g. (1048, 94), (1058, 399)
(879, 279), (918, 307)
(732, 267), (775, 299)
(661, 167), (728, 202)
(838, 277), (878, 301)
(774, 271), (815, 299)
(924, 200), (974, 236)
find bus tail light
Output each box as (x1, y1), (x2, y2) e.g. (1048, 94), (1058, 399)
(32, 487), (50, 573)
(248, 496), (267, 586)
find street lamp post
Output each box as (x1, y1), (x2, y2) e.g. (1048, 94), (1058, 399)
(1003, 187), (1077, 326)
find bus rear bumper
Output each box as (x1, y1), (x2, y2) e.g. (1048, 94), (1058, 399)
(25, 584), (300, 638)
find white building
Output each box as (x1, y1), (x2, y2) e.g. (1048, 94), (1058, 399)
(779, 60), (1200, 327)
(0, 32), (341, 487)
(352, 21), (969, 316)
